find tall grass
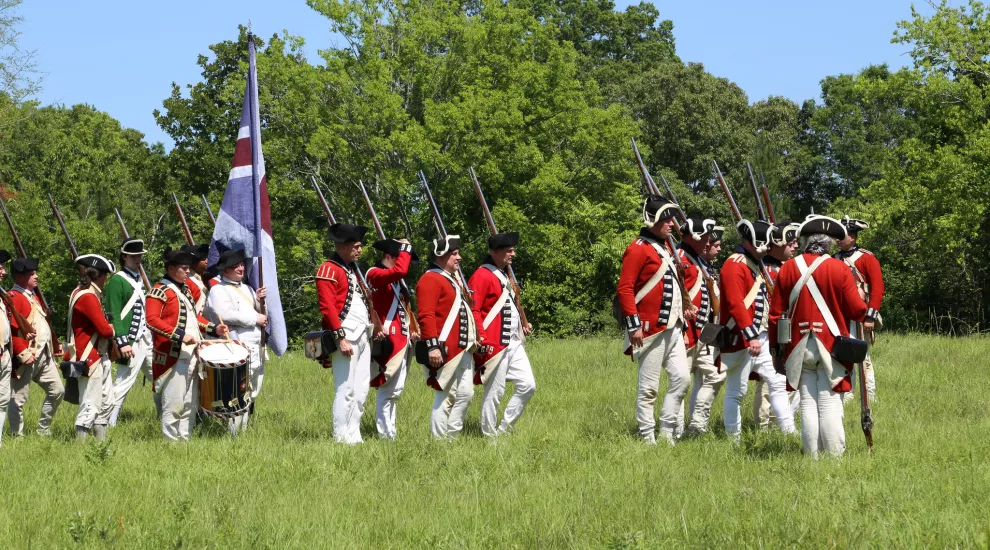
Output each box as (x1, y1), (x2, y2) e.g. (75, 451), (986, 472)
(0, 334), (987, 548)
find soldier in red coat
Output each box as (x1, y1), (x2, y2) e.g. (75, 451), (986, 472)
(770, 215), (868, 457)
(469, 232), (536, 437)
(836, 216), (884, 401)
(146, 249), (228, 441)
(65, 254), (117, 441)
(676, 218), (723, 435)
(0, 250), (13, 446)
(316, 224), (383, 445)
(416, 234), (478, 439)
(365, 237), (418, 440)
(719, 219), (796, 440)
(181, 244), (210, 314)
(7, 257), (64, 438)
(754, 221), (801, 430)
(617, 195), (696, 445)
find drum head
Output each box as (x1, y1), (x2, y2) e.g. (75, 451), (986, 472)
(197, 340), (250, 369)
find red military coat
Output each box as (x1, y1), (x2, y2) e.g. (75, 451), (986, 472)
(617, 229), (680, 355)
(315, 255), (359, 333)
(64, 285), (115, 367)
(416, 267), (472, 368)
(468, 260), (521, 375)
(366, 249), (414, 373)
(146, 278), (217, 382)
(677, 244), (714, 350)
(718, 247), (770, 354)
(9, 287), (54, 366)
(769, 253), (868, 392)
(835, 246), (884, 321)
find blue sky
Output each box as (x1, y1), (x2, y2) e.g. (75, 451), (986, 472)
(20, 1), (932, 148)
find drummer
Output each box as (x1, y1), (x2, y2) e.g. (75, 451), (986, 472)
(146, 248), (228, 441)
(203, 248), (267, 435)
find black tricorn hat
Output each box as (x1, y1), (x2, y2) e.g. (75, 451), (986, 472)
(12, 257), (38, 274)
(0, 250), (11, 264)
(840, 216), (870, 235)
(736, 219), (775, 253)
(163, 248), (197, 267)
(709, 226), (725, 243)
(680, 217), (716, 241)
(180, 243), (210, 261)
(373, 239), (419, 262)
(770, 220), (800, 247)
(431, 234), (461, 257)
(120, 238), (146, 255)
(798, 215), (847, 240)
(75, 254), (115, 274)
(329, 223), (368, 244)
(216, 248), (248, 271)
(487, 232), (519, 250)
(642, 195), (678, 227)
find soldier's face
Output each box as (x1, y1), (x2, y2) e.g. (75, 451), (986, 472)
(0, 264), (6, 280)
(703, 241), (721, 261)
(339, 242), (362, 263)
(224, 262), (245, 282)
(491, 247), (515, 268)
(440, 250), (461, 273)
(123, 254), (142, 271)
(25, 271), (37, 290)
(838, 235), (856, 250)
(657, 217), (675, 238)
(784, 240), (799, 258)
(168, 264), (191, 284)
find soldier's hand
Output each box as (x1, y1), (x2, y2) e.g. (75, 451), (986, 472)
(684, 305), (699, 321)
(397, 238), (410, 245)
(410, 331), (421, 342)
(182, 334), (198, 345)
(256, 314), (268, 327)
(373, 328), (387, 341)
(428, 349), (442, 369)
(54, 343), (64, 356)
(120, 345), (135, 359)
(23, 352), (36, 365)
(863, 320), (875, 332)
(216, 324), (230, 338)
(338, 338), (355, 357)
(523, 323), (533, 336)
(256, 286), (267, 300)
(629, 328), (644, 349)
(748, 339), (761, 357)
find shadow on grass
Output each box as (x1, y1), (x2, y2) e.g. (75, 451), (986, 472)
(741, 429), (802, 460)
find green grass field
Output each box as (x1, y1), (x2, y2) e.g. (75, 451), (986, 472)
(0, 334), (988, 548)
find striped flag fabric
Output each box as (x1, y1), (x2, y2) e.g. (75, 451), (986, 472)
(207, 32), (287, 356)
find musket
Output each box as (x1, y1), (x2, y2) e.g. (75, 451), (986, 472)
(856, 321), (874, 452)
(418, 170), (474, 305)
(0, 194), (37, 338)
(201, 194), (217, 225)
(310, 176), (385, 337)
(468, 167), (530, 330)
(711, 161), (775, 292)
(172, 193), (196, 246)
(757, 171), (777, 224)
(113, 209), (153, 292)
(357, 179), (420, 336)
(746, 162), (768, 221)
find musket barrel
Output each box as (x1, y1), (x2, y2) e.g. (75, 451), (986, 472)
(746, 162), (767, 221)
(172, 193), (195, 245)
(114, 208), (153, 292)
(311, 176), (337, 225)
(201, 194), (217, 225)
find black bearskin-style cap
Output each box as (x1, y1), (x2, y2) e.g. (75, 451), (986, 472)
(736, 219), (775, 253)
(12, 257), (39, 274)
(120, 238), (146, 255)
(329, 223), (369, 244)
(487, 232), (519, 250)
(75, 254), (115, 274)
(216, 248), (247, 271)
(680, 217), (716, 241)
(642, 195), (678, 227)
(798, 215), (847, 240)
(163, 248), (197, 267)
(373, 239), (419, 262)
(431, 234), (461, 257)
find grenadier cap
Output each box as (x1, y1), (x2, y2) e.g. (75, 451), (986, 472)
(487, 232), (519, 250)
(431, 234), (460, 257)
(0, 250), (11, 264)
(162, 248), (197, 267)
(75, 254), (115, 274)
(680, 218), (716, 241)
(736, 219), (775, 253)
(797, 214), (847, 240)
(373, 238), (418, 262)
(329, 223), (368, 244)
(840, 216), (870, 235)
(216, 248), (247, 271)
(642, 195), (678, 227)
(180, 243), (209, 261)
(120, 238), (146, 255)
(12, 257), (38, 274)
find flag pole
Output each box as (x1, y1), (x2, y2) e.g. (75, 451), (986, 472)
(248, 30), (268, 348)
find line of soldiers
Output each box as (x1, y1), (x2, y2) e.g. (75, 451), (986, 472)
(618, 195), (884, 457)
(315, 225), (536, 443)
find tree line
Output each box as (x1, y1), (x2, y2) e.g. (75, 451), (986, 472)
(0, 0), (984, 338)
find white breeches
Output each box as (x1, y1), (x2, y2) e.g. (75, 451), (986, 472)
(754, 377), (800, 429)
(109, 331), (153, 425)
(76, 357), (114, 429)
(375, 349), (409, 440)
(0, 352), (11, 445)
(721, 333), (795, 438)
(799, 342), (846, 457)
(480, 339), (536, 437)
(430, 353), (474, 439)
(635, 326), (689, 443)
(8, 348), (63, 436)
(227, 341), (263, 436)
(683, 344), (725, 433)
(159, 356), (199, 441)
(332, 336), (371, 445)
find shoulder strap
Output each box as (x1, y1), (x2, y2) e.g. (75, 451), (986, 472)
(66, 288), (98, 362)
(481, 265), (512, 330)
(634, 240), (674, 304)
(429, 269), (463, 342)
(790, 255), (840, 336)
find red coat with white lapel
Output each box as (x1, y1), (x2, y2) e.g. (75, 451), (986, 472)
(769, 253), (868, 392)
(468, 260), (517, 367)
(677, 245), (713, 350)
(315, 255), (357, 332)
(416, 267), (471, 367)
(617, 228), (679, 355)
(835, 247), (884, 320)
(718, 248), (770, 354)
(146, 279), (217, 382)
(365, 249), (414, 366)
(64, 286), (115, 367)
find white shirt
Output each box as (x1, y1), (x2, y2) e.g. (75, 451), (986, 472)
(204, 277), (262, 344)
(341, 270), (371, 338)
(0, 299), (10, 347)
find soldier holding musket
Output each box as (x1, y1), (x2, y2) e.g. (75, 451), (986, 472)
(107, 238), (155, 425)
(836, 216), (884, 402)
